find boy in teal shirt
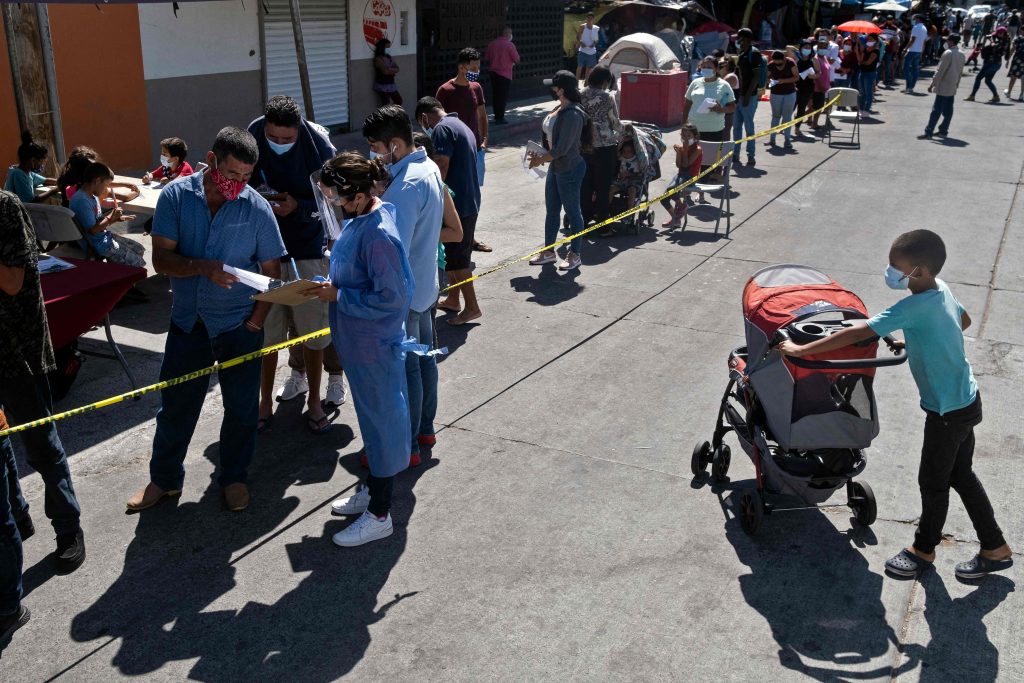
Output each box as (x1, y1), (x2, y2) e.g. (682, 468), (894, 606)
(780, 230), (1012, 580)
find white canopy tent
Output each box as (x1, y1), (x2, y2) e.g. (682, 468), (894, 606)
(597, 32), (681, 81)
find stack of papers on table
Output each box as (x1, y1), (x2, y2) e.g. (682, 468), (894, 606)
(38, 255), (76, 274)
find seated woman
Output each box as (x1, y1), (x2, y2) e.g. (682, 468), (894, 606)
(4, 132), (58, 203)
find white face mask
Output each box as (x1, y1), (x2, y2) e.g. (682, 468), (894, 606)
(160, 154), (171, 166)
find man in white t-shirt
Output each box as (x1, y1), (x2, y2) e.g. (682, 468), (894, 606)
(903, 14), (929, 93)
(576, 12), (601, 80)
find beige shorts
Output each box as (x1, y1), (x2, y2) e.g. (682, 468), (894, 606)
(263, 257), (332, 351)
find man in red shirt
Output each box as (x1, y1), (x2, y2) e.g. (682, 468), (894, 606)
(436, 47), (492, 252)
(484, 27), (521, 125)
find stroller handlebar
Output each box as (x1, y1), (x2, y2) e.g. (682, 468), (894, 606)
(771, 330), (907, 369)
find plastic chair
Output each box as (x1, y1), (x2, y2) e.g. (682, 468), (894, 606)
(692, 139), (733, 236)
(825, 87), (861, 148)
(24, 203), (139, 392)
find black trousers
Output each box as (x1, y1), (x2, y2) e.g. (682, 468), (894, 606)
(581, 145), (618, 224)
(489, 72), (512, 122)
(366, 474), (394, 517)
(914, 394), (1006, 555)
(796, 87), (814, 124)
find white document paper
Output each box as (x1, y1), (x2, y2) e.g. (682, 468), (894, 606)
(522, 140), (548, 180)
(37, 254), (76, 274)
(800, 67), (816, 80)
(695, 97), (718, 114)
(768, 78), (779, 88)
(224, 265), (272, 292)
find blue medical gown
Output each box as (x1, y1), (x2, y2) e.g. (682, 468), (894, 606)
(329, 202), (415, 478)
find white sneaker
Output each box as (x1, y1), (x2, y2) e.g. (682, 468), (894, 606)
(324, 375), (348, 407)
(529, 250), (557, 266)
(332, 511), (393, 547)
(331, 485), (369, 515)
(557, 251), (581, 271)
(275, 370), (308, 402)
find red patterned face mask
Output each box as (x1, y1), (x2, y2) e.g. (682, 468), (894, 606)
(210, 163), (247, 201)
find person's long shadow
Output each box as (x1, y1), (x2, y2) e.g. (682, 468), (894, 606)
(716, 479), (923, 681)
(913, 569), (1014, 681)
(509, 267), (583, 306)
(67, 419), (420, 680)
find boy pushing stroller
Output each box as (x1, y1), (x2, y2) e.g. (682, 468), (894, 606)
(780, 229), (1013, 580)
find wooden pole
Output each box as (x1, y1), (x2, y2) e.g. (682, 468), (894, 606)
(2, 4), (61, 176)
(288, 0), (316, 121)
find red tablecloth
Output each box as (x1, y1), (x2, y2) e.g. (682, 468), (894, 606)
(40, 258), (147, 348)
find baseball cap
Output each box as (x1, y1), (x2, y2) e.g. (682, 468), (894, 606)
(543, 70), (579, 91)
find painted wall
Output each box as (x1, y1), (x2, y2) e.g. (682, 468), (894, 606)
(347, 0), (418, 130)
(138, 1), (263, 164)
(48, 4), (152, 173)
(0, 30), (22, 178)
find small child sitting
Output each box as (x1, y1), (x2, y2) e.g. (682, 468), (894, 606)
(661, 123), (703, 229)
(69, 162), (146, 267)
(609, 140), (644, 211)
(780, 230), (1013, 581)
(142, 137), (193, 185)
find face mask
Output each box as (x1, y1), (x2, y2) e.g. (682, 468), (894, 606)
(866, 41), (877, 48)
(801, 48), (812, 56)
(159, 154), (171, 167)
(34, 164), (45, 174)
(701, 68), (715, 78)
(267, 138), (295, 155)
(508, 34), (513, 42)
(466, 71), (480, 82)
(843, 45), (852, 53)
(210, 160), (247, 201)
(884, 264), (914, 290)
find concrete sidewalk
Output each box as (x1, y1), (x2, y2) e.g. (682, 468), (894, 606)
(3, 69), (1023, 681)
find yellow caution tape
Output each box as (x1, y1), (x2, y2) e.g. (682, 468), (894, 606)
(0, 95), (841, 439)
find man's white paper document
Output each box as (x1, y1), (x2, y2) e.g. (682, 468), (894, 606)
(800, 67), (816, 80)
(522, 140), (547, 180)
(224, 265), (272, 292)
(695, 97), (718, 114)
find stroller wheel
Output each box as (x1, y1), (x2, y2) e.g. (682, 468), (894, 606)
(711, 444), (732, 482)
(738, 489), (764, 536)
(849, 481), (877, 526)
(691, 441), (711, 476)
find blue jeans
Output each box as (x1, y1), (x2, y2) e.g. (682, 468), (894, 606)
(859, 71), (877, 112)
(904, 51), (922, 90)
(544, 158), (586, 255)
(406, 308), (438, 455)
(925, 95), (954, 135)
(0, 373), (80, 537)
(476, 148), (486, 187)
(881, 51), (894, 84)
(733, 97), (759, 157)
(769, 92), (796, 143)
(969, 61), (1001, 98)
(150, 321), (263, 491)
(0, 431), (23, 616)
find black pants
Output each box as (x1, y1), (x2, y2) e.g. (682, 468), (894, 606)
(490, 72), (512, 122)
(581, 145), (618, 224)
(914, 394), (1005, 555)
(366, 474), (394, 517)
(795, 87), (814, 124)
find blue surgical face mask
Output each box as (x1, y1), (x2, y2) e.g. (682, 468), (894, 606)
(267, 137), (295, 155)
(701, 67), (715, 78)
(801, 48), (812, 57)
(884, 264), (915, 290)
(466, 70), (480, 82)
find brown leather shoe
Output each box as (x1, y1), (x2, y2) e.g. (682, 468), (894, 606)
(126, 482), (181, 512)
(223, 483), (250, 511)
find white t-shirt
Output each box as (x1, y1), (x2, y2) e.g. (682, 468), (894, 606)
(579, 25), (600, 55)
(908, 23), (928, 53)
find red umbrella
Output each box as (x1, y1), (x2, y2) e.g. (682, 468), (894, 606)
(692, 21), (735, 35)
(836, 20), (882, 34)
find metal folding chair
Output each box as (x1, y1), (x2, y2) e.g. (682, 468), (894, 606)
(25, 203), (139, 393)
(693, 139), (733, 236)
(825, 87), (861, 148)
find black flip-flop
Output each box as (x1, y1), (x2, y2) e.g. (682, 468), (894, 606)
(306, 415), (332, 435)
(955, 554), (1014, 580)
(257, 416), (273, 434)
(885, 549), (933, 577)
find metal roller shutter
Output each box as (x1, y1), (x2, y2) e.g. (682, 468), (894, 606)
(263, 0), (349, 127)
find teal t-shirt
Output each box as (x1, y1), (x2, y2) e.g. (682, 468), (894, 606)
(3, 166), (45, 203)
(866, 279), (977, 415)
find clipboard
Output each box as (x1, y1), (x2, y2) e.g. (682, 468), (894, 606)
(252, 279), (321, 306)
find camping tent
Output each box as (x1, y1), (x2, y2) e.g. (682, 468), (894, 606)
(597, 32), (681, 80)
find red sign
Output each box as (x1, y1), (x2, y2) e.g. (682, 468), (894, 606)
(363, 0), (397, 52)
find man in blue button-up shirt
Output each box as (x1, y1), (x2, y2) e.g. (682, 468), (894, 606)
(126, 127), (285, 513)
(364, 106), (444, 464)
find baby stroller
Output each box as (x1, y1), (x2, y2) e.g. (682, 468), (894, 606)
(691, 264), (906, 535)
(609, 121), (665, 235)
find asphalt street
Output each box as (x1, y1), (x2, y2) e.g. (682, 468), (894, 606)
(3, 69), (1023, 681)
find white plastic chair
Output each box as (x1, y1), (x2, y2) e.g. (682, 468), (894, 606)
(825, 87), (861, 148)
(692, 139), (733, 235)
